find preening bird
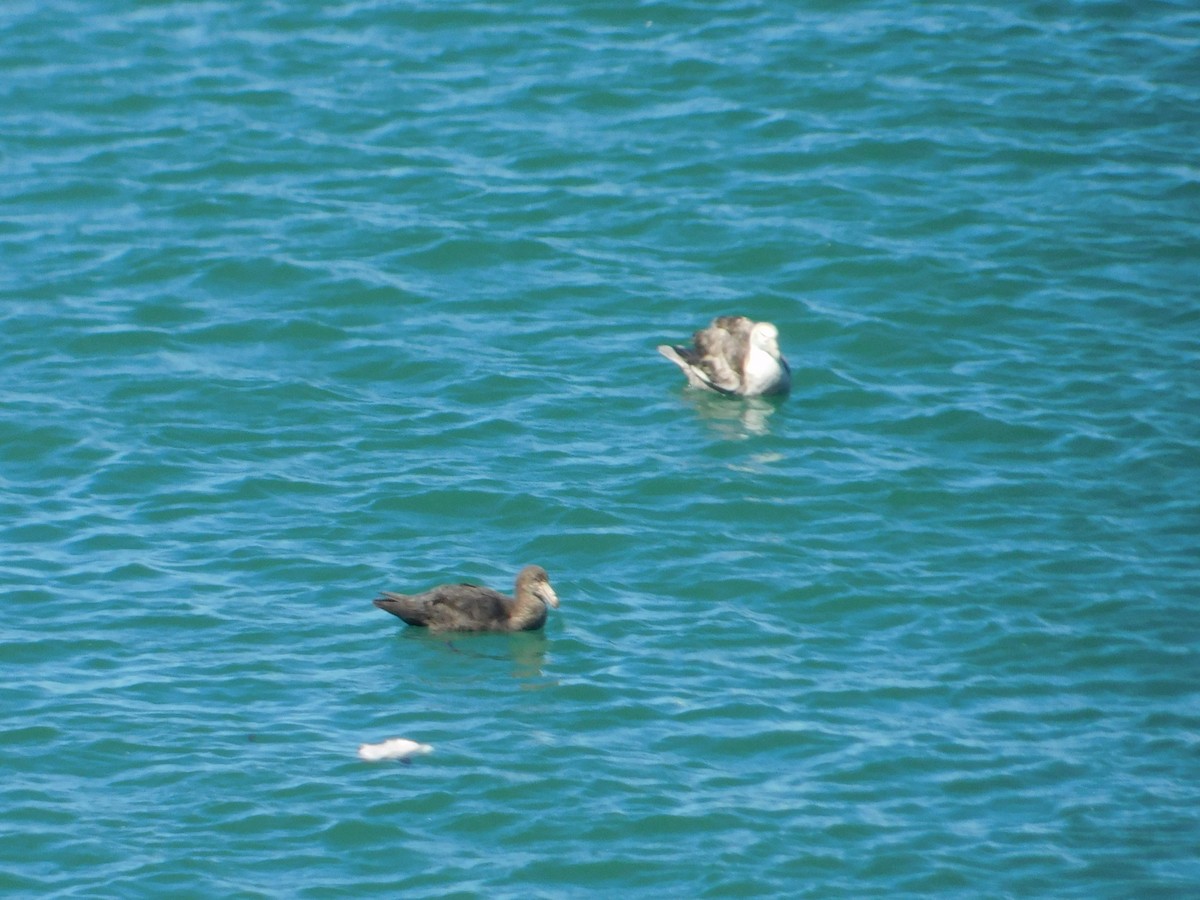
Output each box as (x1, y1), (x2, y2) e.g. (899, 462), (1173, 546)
(657, 315), (790, 397)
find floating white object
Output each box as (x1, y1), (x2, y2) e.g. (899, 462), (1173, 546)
(357, 738), (433, 762)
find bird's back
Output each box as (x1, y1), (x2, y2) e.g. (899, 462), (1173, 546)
(374, 583), (514, 631)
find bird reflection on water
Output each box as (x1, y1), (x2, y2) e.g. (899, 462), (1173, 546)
(683, 391), (783, 439)
(398, 626), (551, 682)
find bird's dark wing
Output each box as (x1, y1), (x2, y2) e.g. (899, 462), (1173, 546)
(426, 584), (512, 628)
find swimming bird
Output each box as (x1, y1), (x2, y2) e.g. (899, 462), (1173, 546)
(373, 565), (559, 633)
(657, 315), (790, 397)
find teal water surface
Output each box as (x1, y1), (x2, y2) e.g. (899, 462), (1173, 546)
(3, 1), (1198, 896)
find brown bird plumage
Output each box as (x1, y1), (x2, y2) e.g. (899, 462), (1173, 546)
(373, 565), (559, 633)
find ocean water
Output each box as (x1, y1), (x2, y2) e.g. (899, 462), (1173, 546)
(2, 1), (1198, 896)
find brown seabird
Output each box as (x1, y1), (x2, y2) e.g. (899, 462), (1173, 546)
(373, 565), (559, 633)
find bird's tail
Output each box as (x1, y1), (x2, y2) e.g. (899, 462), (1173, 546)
(657, 344), (693, 368)
(373, 592), (427, 626)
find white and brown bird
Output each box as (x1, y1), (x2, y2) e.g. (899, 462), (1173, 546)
(373, 565), (559, 633)
(657, 315), (790, 397)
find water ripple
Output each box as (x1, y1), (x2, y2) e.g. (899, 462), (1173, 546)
(3, 0), (1198, 896)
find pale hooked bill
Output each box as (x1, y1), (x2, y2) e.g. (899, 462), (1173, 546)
(357, 738), (434, 762)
